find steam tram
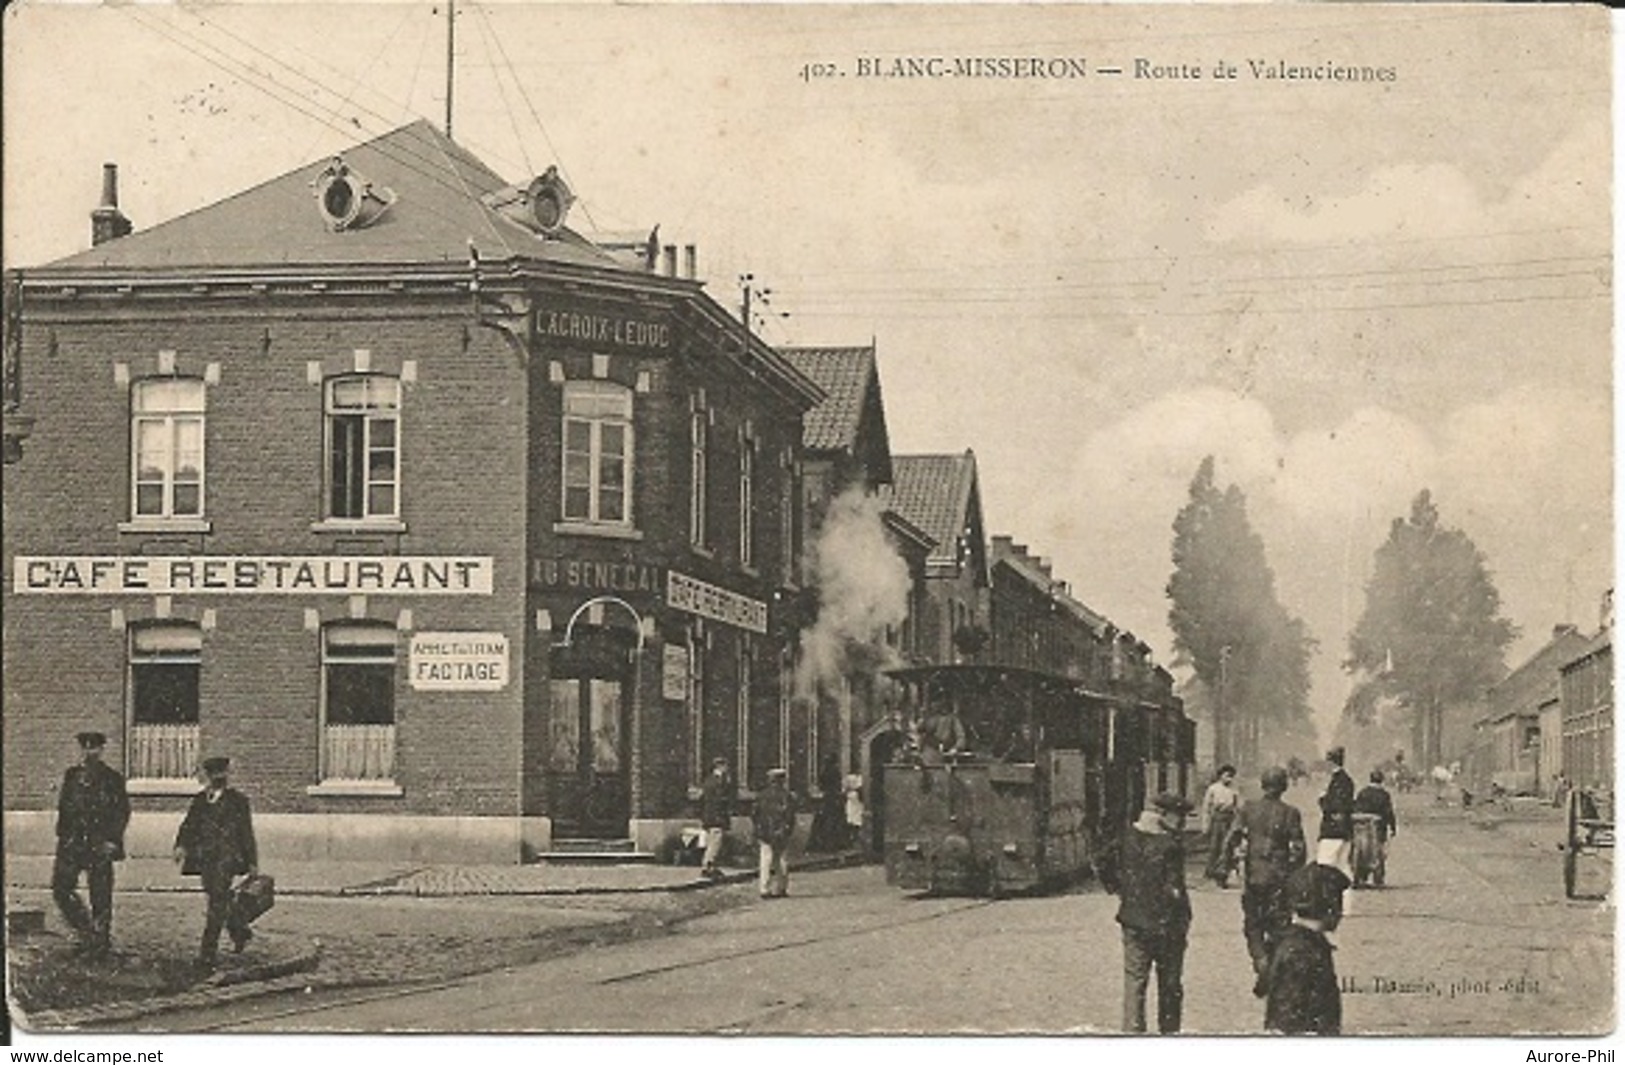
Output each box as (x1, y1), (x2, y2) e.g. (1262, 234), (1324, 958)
(881, 664), (1195, 897)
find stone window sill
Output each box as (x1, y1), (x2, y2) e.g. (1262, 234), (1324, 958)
(553, 521), (644, 542)
(119, 518), (212, 535)
(310, 519), (408, 535)
(305, 781), (405, 798)
(126, 778), (202, 796)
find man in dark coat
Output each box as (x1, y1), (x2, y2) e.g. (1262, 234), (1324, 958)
(52, 731), (131, 956)
(173, 756), (258, 967)
(753, 768), (797, 898)
(1116, 792), (1194, 1034)
(1264, 862), (1350, 1034)
(1316, 746), (1356, 877)
(1354, 769), (1398, 886)
(1227, 766), (1307, 991)
(699, 757), (735, 879)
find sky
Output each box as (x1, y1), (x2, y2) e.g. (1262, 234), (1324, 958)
(4, 1), (1614, 754)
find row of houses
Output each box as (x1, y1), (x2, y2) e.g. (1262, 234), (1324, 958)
(2, 121), (1176, 863)
(1460, 592), (1614, 800)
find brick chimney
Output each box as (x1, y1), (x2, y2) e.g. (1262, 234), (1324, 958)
(91, 164), (133, 247)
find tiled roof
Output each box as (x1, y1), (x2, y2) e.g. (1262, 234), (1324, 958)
(43, 120), (622, 272)
(778, 346), (876, 452)
(1485, 626), (1594, 722)
(879, 452), (978, 566)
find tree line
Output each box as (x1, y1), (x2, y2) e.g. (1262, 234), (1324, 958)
(1166, 458), (1517, 772)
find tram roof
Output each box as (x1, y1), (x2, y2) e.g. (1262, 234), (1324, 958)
(884, 663), (1175, 713)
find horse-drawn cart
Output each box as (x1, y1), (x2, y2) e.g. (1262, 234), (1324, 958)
(1561, 788), (1614, 899)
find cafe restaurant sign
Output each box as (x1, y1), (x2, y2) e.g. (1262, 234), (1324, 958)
(410, 632), (509, 691)
(13, 556), (494, 595)
(666, 569), (767, 634)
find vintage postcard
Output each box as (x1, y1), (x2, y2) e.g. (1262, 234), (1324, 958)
(2, 1), (1613, 1056)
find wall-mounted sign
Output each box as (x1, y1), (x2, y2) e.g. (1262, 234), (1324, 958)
(410, 632), (509, 691)
(534, 303), (672, 352)
(531, 558), (661, 595)
(666, 569), (767, 634)
(662, 643), (690, 701)
(13, 556), (494, 595)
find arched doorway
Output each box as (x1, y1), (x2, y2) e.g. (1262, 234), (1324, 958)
(861, 720), (909, 857)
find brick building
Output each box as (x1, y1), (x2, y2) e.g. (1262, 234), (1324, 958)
(877, 451), (990, 666)
(2, 121), (822, 862)
(1466, 624), (1591, 796)
(988, 535), (1111, 682)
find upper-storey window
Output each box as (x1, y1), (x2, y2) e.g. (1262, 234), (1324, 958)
(562, 381), (633, 526)
(689, 399), (709, 547)
(738, 427), (756, 568)
(326, 375), (400, 520)
(131, 378), (205, 519)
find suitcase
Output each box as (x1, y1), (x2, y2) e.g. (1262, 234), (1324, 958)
(230, 872), (276, 925)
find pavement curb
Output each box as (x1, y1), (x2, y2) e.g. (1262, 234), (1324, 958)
(12, 945), (324, 1032)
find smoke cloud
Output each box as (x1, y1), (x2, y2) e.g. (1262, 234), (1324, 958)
(796, 487), (912, 698)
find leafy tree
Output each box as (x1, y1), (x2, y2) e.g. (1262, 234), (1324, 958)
(1343, 490), (1518, 767)
(1168, 456), (1316, 768)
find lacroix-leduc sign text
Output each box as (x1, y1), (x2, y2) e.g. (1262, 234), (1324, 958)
(14, 557), (494, 595)
(410, 632), (509, 691)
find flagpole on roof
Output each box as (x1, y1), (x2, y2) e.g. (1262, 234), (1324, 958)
(445, 0), (456, 139)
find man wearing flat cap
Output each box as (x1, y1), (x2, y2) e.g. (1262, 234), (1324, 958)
(173, 756), (258, 967)
(699, 757), (735, 879)
(753, 767), (797, 898)
(1263, 862), (1350, 1034)
(1115, 792), (1194, 1033)
(52, 731), (131, 957)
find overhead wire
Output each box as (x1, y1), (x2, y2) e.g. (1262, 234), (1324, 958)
(119, 6), (514, 250)
(297, 4), (421, 166)
(470, 1), (599, 233)
(470, 1), (535, 177)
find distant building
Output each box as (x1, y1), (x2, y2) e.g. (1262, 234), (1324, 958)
(1560, 620), (1613, 793)
(988, 535), (1110, 682)
(1471, 625), (1591, 796)
(878, 451), (990, 665)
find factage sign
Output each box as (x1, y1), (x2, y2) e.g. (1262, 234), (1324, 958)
(14, 556), (494, 595)
(665, 570), (767, 634)
(410, 632), (509, 691)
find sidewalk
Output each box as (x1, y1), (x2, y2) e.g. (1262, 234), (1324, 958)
(5, 848), (865, 898)
(7, 849), (866, 1031)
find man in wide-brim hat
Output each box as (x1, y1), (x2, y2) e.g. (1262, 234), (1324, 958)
(1116, 792), (1195, 1034)
(52, 731), (130, 957)
(173, 756), (259, 967)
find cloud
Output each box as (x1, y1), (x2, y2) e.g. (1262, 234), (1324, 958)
(1044, 383), (1609, 731)
(1204, 115), (1609, 246)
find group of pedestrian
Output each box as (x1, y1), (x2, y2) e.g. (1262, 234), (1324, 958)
(1117, 745), (1399, 1036)
(697, 757), (800, 898)
(51, 731), (259, 970)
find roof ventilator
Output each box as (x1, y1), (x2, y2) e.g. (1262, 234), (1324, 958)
(313, 157), (396, 232)
(482, 165), (575, 239)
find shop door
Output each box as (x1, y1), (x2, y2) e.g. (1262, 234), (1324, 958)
(548, 677), (630, 839)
